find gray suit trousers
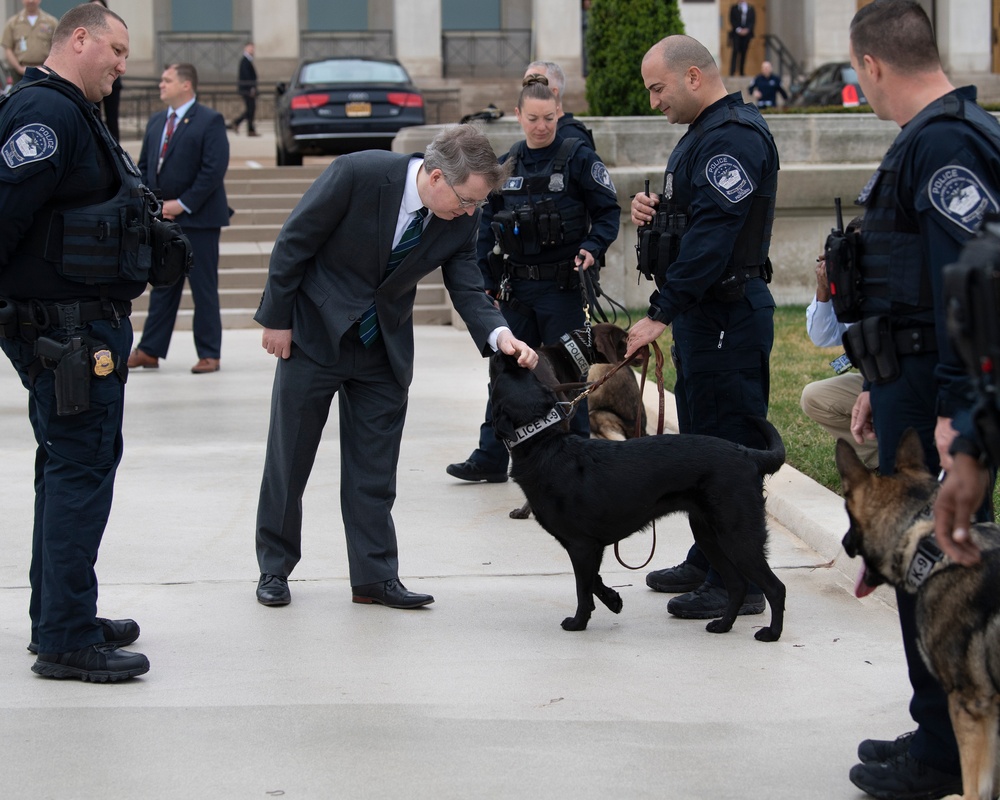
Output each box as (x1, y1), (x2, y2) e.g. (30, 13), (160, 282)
(255, 326), (408, 586)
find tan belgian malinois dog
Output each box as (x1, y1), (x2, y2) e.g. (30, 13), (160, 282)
(837, 429), (1000, 800)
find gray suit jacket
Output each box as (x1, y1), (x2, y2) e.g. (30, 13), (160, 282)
(255, 150), (505, 386)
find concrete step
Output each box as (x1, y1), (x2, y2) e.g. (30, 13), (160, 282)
(227, 193), (303, 211)
(131, 280), (447, 331)
(222, 223), (284, 243)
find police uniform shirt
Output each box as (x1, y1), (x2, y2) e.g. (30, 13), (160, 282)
(476, 134), (620, 277)
(1, 8), (58, 68)
(863, 86), (1000, 418)
(649, 92), (779, 323)
(0, 68), (141, 302)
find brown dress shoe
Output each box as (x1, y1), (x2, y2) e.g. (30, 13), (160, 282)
(127, 349), (159, 369)
(191, 358), (220, 374)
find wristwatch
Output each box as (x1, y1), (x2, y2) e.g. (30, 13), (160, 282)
(647, 304), (670, 324)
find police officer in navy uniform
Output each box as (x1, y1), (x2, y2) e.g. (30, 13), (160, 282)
(0, 3), (151, 681)
(446, 74), (620, 482)
(837, 2), (1000, 798)
(628, 35), (778, 621)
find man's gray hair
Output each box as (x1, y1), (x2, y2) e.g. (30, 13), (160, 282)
(423, 124), (511, 190)
(526, 60), (566, 97)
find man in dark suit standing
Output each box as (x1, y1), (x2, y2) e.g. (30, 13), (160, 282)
(253, 125), (538, 610)
(128, 62), (230, 374)
(230, 41), (257, 137)
(729, 2), (755, 76)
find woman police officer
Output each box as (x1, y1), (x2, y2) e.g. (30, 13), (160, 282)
(447, 74), (621, 482)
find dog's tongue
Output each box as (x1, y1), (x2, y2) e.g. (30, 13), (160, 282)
(854, 565), (876, 598)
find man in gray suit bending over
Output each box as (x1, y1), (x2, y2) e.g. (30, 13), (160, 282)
(253, 125), (538, 610)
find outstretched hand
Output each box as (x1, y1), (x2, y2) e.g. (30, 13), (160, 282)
(496, 330), (538, 369)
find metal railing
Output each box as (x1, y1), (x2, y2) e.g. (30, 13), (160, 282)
(157, 32), (251, 84)
(300, 30), (394, 59)
(763, 34), (802, 85)
(442, 29), (531, 78)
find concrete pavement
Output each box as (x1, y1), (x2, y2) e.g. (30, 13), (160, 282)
(0, 324), (908, 800)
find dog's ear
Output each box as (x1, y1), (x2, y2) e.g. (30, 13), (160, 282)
(592, 324), (628, 363)
(835, 438), (870, 493)
(895, 428), (929, 475)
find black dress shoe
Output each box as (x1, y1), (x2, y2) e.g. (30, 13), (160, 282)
(257, 573), (291, 606)
(27, 617), (140, 655)
(445, 459), (508, 483)
(352, 579), (434, 608)
(32, 644), (149, 682)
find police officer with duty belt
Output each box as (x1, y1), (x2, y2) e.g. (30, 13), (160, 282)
(826, 3), (1000, 798)
(0, 4), (190, 682)
(447, 74), (620, 482)
(628, 35), (778, 622)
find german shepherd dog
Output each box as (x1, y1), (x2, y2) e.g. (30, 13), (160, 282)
(490, 351), (787, 639)
(509, 323), (645, 520)
(837, 429), (1000, 800)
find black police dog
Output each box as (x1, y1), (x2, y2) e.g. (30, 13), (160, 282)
(509, 322), (645, 520)
(490, 351), (787, 640)
(837, 429), (1000, 800)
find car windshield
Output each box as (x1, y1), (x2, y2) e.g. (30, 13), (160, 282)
(299, 59), (409, 86)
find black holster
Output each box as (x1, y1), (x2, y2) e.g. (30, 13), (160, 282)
(35, 335), (91, 415)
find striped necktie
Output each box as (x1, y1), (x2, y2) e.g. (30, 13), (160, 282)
(358, 207), (428, 348)
(158, 111), (176, 173)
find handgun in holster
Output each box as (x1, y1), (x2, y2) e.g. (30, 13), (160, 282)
(35, 335), (91, 415)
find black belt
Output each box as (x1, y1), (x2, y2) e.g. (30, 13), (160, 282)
(894, 326), (937, 355)
(507, 259), (576, 281)
(0, 297), (131, 339)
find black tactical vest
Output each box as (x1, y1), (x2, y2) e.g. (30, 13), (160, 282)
(663, 98), (778, 270)
(2, 74), (157, 285)
(857, 92), (1000, 322)
(496, 138), (589, 257)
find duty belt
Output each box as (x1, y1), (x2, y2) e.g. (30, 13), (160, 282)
(894, 325), (937, 356)
(0, 297), (131, 340)
(507, 259), (577, 281)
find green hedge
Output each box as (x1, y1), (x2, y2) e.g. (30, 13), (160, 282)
(584, 0), (684, 116)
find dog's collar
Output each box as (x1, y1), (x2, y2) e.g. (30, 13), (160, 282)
(502, 403), (572, 450)
(905, 535), (946, 590)
(559, 331), (592, 378)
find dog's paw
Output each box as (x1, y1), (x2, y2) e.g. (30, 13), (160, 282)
(706, 618), (734, 634)
(509, 506), (531, 520)
(754, 626), (781, 642)
(604, 592), (623, 614)
(561, 616), (589, 631)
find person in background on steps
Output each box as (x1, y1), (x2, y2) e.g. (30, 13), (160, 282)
(230, 41), (258, 137)
(128, 62), (230, 375)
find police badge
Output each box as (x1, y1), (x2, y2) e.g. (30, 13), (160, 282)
(549, 173), (565, 192)
(93, 349), (115, 377)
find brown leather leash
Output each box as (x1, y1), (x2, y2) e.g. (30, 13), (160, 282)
(604, 341), (666, 570)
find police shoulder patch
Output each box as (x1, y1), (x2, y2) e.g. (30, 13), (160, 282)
(2, 123), (58, 169)
(705, 153), (754, 203)
(591, 161), (615, 193)
(927, 165), (999, 233)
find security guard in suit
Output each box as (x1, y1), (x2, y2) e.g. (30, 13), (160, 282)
(0, 5), (151, 681)
(447, 74), (620, 482)
(629, 35), (778, 622)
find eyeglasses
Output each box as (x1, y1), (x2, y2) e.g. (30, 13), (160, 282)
(447, 182), (489, 209)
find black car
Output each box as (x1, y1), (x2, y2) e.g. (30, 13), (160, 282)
(787, 61), (867, 108)
(274, 56), (426, 166)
